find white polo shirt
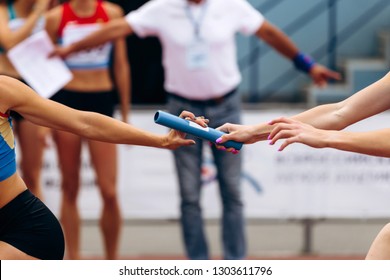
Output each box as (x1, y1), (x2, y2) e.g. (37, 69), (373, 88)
(125, 0), (264, 100)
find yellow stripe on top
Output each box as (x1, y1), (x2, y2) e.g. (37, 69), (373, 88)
(0, 114), (14, 149)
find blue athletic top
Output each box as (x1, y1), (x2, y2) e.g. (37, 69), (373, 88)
(0, 111), (16, 181)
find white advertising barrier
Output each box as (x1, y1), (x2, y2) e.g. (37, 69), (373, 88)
(37, 109), (390, 219)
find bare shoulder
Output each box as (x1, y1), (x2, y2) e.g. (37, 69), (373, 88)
(102, 1), (125, 19)
(0, 76), (28, 112)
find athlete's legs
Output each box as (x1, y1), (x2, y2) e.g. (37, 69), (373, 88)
(15, 121), (46, 200)
(88, 140), (121, 260)
(365, 223), (390, 260)
(0, 241), (39, 260)
(53, 130), (82, 260)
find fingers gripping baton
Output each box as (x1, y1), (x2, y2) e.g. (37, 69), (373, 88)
(154, 110), (243, 150)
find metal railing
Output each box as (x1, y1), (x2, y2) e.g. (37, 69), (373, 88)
(239, 0), (390, 102)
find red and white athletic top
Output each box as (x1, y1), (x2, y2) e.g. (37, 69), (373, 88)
(57, 1), (113, 70)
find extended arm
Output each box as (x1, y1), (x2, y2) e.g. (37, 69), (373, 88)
(283, 71), (390, 128)
(217, 72), (390, 146)
(51, 17), (133, 58)
(265, 72), (390, 156)
(256, 20), (341, 87)
(1, 76), (204, 149)
(268, 118), (390, 157)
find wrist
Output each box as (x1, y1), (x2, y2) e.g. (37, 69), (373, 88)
(253, 124), (270, 142)
(159, 134), (170, 149)
(293, 52), (315, 73)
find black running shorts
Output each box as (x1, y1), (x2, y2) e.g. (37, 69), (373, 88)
(0, 189), (65, 260)
(50, 88), (116, 117)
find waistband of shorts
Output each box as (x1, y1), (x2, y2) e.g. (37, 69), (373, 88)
(0, 189), (33, 215)
(56, 88), (115, 95)
(167, 88), (237, 107)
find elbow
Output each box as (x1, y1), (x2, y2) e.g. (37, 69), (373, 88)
(72, 111), (96, 139)
(332, 102), (351, 130)
(75, 112), (108, 142)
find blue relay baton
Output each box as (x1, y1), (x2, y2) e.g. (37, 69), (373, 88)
(154, 110), (243, 150)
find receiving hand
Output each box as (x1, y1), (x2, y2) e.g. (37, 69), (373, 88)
(268, 117), (331, 151)
(213, 123), (261, 154)
(163, 111), (209, 149)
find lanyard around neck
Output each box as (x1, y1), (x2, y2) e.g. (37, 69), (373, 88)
(185, 1), (208, 40)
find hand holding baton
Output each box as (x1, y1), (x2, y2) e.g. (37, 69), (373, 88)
(154, 110), (243, 150)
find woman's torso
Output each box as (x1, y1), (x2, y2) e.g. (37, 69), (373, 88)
(57, 1), (114, 92)
(0, 112), (27, 208)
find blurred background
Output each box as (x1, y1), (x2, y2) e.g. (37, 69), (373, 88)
(40, 0), (390, 259)
(109, 0), (390, 105)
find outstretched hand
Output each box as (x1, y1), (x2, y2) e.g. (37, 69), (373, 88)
(216, 123), (260, 145)
(268, 117), (331, 151)
(310, 64), (342, 87)
(164, 111), (209, 149)
(213, 123), (262, 154)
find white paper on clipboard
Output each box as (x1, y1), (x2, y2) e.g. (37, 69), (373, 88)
(7, 30), (73, 99)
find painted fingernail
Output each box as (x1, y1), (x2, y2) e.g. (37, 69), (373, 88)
(232, 150), (239, 154)
(267, 134), (271, 140)
(218, 146), (226, 151)
(216, 137), (222, 143)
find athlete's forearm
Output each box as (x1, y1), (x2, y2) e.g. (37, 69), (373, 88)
(291, 72), (390, 130)
(325, 129), (390, 158)
(75, 111), (166, 148)
(245, 103), (352, 144)
(255, 20), (299, 60)
(291, 103), (349, 130)
(68, 18), (132, 54)
(4, 76), (165, 148)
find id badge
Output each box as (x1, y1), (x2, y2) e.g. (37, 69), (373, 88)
(186, 41), (209, 70)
